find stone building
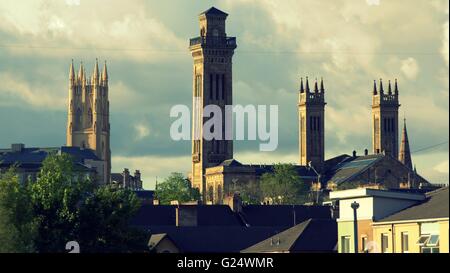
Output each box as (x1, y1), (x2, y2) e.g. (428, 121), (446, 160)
(66, 59), (111, 184)
(189, 7), (237, 200)
(111, 168), (143, 190)
(184, 7), (435, 205)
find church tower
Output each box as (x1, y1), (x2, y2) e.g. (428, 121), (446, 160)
(67, 59), (111, 184)
(298, 77), (326, 170)
(399, 118), (413, 170)
(372, 79), (400, 158)
(189, 7), (237, 200)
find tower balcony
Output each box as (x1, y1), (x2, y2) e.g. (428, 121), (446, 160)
(189, 36), (237, 48)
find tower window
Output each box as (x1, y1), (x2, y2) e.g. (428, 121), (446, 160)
(210, 74), (213, 99)
(216, 74), (220, 100)
(222, 74), (225, 100)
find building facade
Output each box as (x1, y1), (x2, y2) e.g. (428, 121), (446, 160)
(298, 77), (326, 170)
(66, 59), (111, 184)
(372, 79), (400, 158)
(189, 7), (237, 200)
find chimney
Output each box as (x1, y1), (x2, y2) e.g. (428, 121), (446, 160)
(352, 150), (357, 157)
(364, 149), (368, 156)
(11, 143), (25, 152)
(176, 206), (198, 227)
(134, 170), (142, 189)
(123, 168), (130, 188)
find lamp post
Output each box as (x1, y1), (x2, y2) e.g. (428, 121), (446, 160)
(351, 201), (360, 253)
(308, 161), (321, 205)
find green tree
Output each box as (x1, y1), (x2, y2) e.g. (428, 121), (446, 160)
(0, 168), (36, 253)
(228, 179), (262, 205)
(29, 153), (147, 253)
(260, 163), (309, 205)
(78, 186), (147, 253)
(155, 172), (200, 204)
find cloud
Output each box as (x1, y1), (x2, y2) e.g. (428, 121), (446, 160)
(0, 72), (65, 109)
(401, 58), (420, 80)
(134, 123), (151, 141)
(434, 159), (449, 174)
(366, 0), (381, 6)
(442, 22), (449, 67)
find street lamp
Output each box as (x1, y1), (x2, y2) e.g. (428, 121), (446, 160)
(308, 161), (322, 205)
(351, 201), (360, 253)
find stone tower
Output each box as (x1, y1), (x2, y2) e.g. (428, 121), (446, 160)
(399, 118), (413, 170)
(372, 79), (400, 158)
(189, 7), (237, 200)
(66, 59), (111, 184)
(298, 77), (326, 170)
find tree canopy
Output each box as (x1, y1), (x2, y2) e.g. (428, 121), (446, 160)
(260, 163), (310, 205)
(0, 154), (148, 253)
(154, 172), (200, 204)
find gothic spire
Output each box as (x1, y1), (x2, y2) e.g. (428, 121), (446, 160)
(93, 58), (99, 83)
(305, 77), (310, 93)
(78, 61), (84, 81)
(320, 78), (325, 93)
(379, 78), (384, 94)
(388, 80), (392, 95)
(314, 78), (319, 93)
(399, 118), (413, 170)
(373, 80), (377, 95)
(102, 60), (108, 83)
(69, 59), (75, 80)
(394, 78), (399, 96)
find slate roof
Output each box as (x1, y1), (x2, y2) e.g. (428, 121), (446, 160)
(131, 204), (244, 228)
(377, 187), (449, 223)
(0, 145), (100, 171)
(201, 7), (228, 16)
(324, 154), (384, 185)
(242, 218), (337, 253)
(240, 205), (332, 227)
(219, 159), (317, 178)
(148, 226), (286, 253)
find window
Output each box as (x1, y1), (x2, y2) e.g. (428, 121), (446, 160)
(341, 236), (351, 253)
(210, 74), (213, 99)
(361, 236), (368, 253)
(221, 74), (225, 100)
(216, 74), (220, 100)
(401, 232), (409, 253)
(417, 234), (440, 253)
(381, 234), (389, 253)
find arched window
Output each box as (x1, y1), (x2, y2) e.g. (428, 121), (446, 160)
(208, 186), (214, 202)
(76, 108), (82, 128)
(88, 108), (93, 127)
(217, 185), (223, 204)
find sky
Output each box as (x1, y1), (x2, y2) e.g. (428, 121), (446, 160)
(0, 0), (448, 189)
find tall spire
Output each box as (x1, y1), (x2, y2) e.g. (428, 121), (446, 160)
(78, 61), (84, 81)
(388, 80), (392, 95)
(394, 78), (399, 96)
(102, 60), (108, 83)
(93, 58), (99, 84)
(69, 59), (75, 81)
(399, 118), (413, 170)
(373, 80), (377, 95)
(379, 78), (384, 94)
(320, 78), (325, 93)
(314, 78), (319, 93)
(305, 77), (310, 93)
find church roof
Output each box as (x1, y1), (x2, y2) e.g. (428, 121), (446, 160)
(241, 218), (337, 253)
(324, 154), (384, 185)
(200, 7), (228, 17)
(219, 159), (243, 167)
